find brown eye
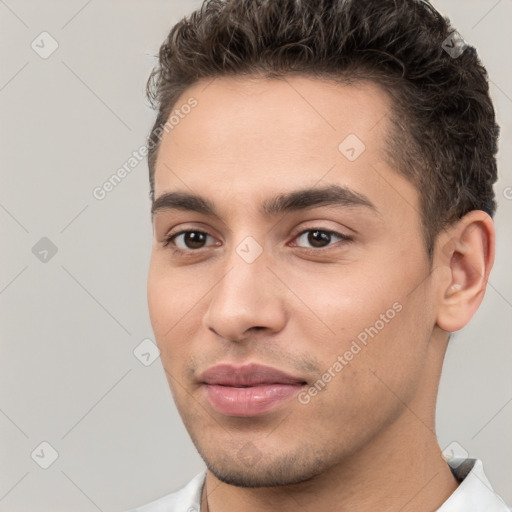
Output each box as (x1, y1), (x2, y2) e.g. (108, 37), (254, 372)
(165, 230), (214, 250)
(294, 229), (350, 250)
(307, 230), (332, 248)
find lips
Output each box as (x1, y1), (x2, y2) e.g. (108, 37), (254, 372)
(199, 363), (306, 417)
(200, 363), (306, 386)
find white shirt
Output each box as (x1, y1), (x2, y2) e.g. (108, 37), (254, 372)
(125, 458), (510, 511)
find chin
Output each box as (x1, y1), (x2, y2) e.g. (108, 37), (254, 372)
(207, 464), (322, 488)
(198, 445), (331, 488)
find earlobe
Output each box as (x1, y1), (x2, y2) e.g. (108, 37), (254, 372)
(435, 210), (495, 333)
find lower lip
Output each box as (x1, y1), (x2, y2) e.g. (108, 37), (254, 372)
(203, 383), (302, 417)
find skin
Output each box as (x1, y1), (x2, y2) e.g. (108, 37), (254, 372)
(147, 75), (495, 511)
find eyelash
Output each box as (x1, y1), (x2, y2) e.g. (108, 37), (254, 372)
(162, 228), (353, 255)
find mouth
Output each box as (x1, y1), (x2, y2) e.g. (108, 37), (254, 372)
(199, 363), (307, 417)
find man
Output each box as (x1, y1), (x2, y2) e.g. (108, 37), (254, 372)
(128, 0), (509, 510)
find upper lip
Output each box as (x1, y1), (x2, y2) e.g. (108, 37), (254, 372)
(199, 363), (306, 387)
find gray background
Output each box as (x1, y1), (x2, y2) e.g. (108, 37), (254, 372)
(0, 0), (510, 510)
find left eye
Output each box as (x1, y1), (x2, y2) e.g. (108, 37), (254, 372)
(293, 229), (350, 249)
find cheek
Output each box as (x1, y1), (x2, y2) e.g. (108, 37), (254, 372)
(147, 259), (198, 335)
(291, 260), (429, 381)
(147, 260), (212, 377)
(147, 262), (189, 364)
(288, 265), (395, 340)
(147, 268), (170, 338)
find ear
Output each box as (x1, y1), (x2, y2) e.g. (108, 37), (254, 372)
(434, 210), (495, 333)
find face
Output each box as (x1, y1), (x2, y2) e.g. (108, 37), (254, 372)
(147, 76), (439, 487)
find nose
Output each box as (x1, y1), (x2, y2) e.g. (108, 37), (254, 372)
(202, 247), (287, 342)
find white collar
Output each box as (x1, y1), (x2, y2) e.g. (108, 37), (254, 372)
(436, 458), (510, 511)
(127, 459), (510, 511)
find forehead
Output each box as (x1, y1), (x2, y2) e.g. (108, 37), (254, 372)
(156, 75), (393, 166)
(153, 75), (410, 218)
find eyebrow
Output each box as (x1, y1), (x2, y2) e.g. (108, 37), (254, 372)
(151, 184), (378, 220)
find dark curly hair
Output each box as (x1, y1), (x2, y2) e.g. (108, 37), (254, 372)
(145, 0), (499, 258)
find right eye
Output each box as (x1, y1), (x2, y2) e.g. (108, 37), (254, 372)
(163, 230), (220, 253)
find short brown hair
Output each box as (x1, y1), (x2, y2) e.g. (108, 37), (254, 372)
(145, 0), (499, 257)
